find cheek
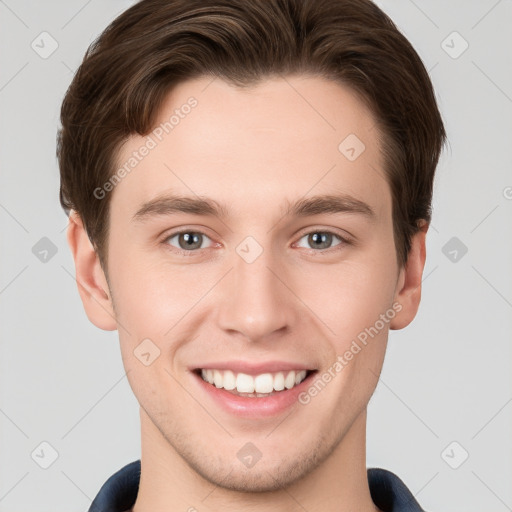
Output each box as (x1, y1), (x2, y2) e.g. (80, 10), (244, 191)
(108, 252), (216, 384)
(306, 255), (398, 340)
(109, 248), (208, 333)
(302, 248), (397, 402)
(300, 263), (394, 420)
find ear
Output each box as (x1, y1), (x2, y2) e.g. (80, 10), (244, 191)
(66, 210), (117, 331)
(389, 220), (429, 330)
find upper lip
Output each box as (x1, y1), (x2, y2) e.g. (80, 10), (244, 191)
(192, 361), (315, 375)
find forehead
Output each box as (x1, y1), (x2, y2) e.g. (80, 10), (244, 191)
(110, 74), (390, 223)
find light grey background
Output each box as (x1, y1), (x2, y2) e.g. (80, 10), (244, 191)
(1, 0), (511, 511)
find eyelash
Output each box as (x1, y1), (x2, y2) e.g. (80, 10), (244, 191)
(161, 228), (353, 256)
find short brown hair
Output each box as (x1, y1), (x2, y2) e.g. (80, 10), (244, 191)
(57, 0), (447, 271)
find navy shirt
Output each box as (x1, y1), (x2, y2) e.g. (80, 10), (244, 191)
(88, 459), (426, 512)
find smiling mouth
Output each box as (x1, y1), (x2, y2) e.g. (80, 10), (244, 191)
(193, 368), (316, 397)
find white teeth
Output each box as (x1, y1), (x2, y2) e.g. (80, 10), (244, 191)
(213, 369), (223, 388)
(202, 369), (214, 384)
(274, 372), (285, 391)
(254, 373), (274, 393)
(236, 373), (255, 393)
(284, 371), (295, 389)
(199, 369), (309, 393)
(223, 370), (236, 390)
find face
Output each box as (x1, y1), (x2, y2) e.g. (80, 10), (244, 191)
(76, 75), (417, 492)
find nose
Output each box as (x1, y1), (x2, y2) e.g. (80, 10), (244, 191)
(215, 242), (296, 343)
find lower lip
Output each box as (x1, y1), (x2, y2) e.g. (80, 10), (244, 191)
(192, 371), (315, 418)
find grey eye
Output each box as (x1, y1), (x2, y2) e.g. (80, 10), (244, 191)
(166, 231), (211, 251)
(296, 231), (343, 250)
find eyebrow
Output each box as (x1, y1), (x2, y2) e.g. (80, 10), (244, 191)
(132, 193), (376, 222)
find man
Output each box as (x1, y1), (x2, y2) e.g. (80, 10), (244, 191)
(57, 0), (446, 510)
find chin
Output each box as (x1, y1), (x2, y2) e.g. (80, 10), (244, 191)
(182, 441), (329, 493)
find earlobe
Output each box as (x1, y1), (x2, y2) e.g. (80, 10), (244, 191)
(66, 210), (117, 331)
(389, 221), (429, 330)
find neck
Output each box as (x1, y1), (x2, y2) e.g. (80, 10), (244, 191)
(131, 408), (380, 512)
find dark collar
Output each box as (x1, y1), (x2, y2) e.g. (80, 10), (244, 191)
(88, 460), (425, 512)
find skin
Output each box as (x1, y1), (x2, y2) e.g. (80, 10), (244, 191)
(67, 75), (427, 512)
